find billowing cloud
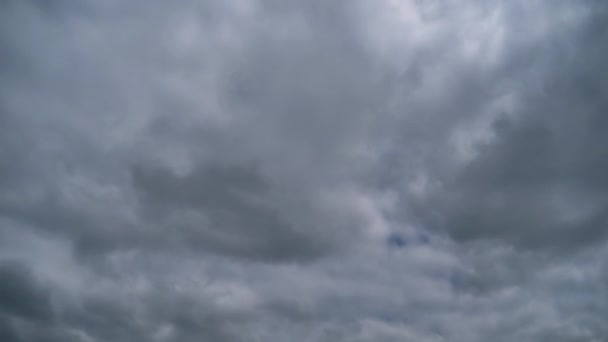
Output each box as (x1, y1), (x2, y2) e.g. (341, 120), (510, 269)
(1, 0), (607, 340)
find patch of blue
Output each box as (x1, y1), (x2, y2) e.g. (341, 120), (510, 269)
(387, 233), (407, 248)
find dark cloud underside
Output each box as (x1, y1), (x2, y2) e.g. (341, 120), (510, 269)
(1, 0), (607, 341)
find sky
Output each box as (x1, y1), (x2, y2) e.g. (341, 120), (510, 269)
(0, 0), (607, 341)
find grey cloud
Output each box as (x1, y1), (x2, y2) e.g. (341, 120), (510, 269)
(1, 0), (608, 341)
(0, 0), (384, 262)
(0, 260), (78, 342)
(411, 2), (608, 255)
(0, 260), (53, 322)
(131, 162), (331, 261)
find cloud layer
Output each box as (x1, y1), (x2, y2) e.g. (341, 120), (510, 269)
(1, 0), (607, 340)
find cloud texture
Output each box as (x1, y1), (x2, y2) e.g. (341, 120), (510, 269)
(1, 0), (607, 340)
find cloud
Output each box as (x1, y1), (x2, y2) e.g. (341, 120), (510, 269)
(0, 260), (53, 323)
(410, 0), (608, 255)
(1, 0), (607, 341)
(131, 161), (332, 261)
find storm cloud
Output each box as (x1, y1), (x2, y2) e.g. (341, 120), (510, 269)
(1, 0), (607, 340)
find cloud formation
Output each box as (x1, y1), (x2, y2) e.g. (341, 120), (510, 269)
(1, 0), (607, 340)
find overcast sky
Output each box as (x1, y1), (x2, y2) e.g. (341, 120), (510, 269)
(1, 0), (607, 341)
